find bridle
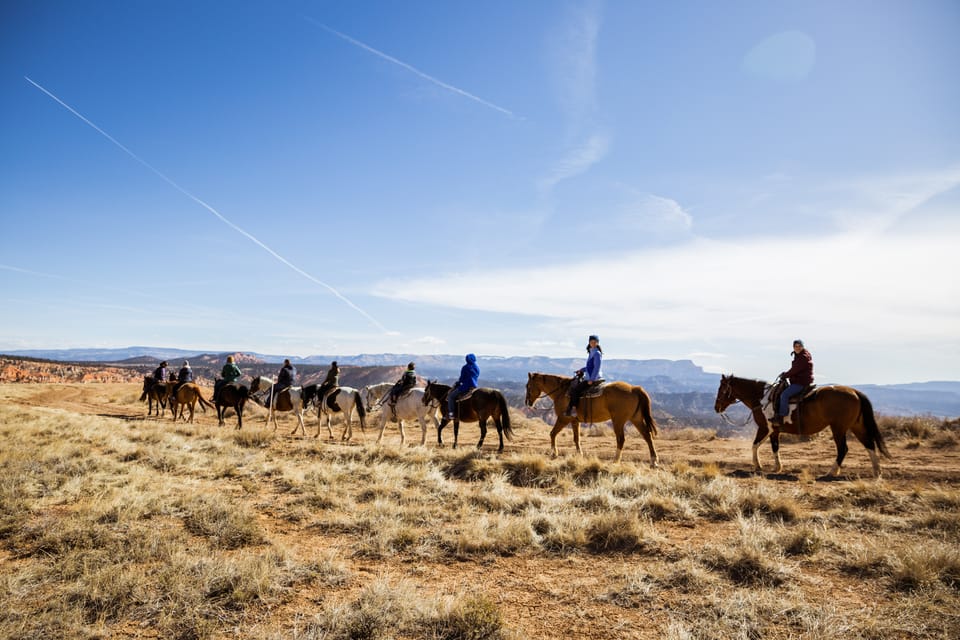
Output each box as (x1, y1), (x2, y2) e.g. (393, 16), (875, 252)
(717, 379), (764, 427)
(526, 376), (567, 409)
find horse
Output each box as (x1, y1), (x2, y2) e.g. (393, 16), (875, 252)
(139, 375), (169, 416)
(525, 372), (659, 466)
(168, 382), (215, 424)
(249, 375), (305, 433)
(422, 381), (514, 452)
(362, 382), (394, 412)
(374, 388), (441, 447)
(307, 386), (367, 440)
(215, 382), (249, 430)
(714, 375), (891, 478)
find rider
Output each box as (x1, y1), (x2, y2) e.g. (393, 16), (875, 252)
(389, 362), (418, 405)
(317, 361), (340, 409)
(215, 355), (242, 402)
(152, 361), (168, 384)
(264, 358), (297, 407)
(446, 354), (479, 419)
(172, 360), (193, 400)
(565, 335), (603, 417)
(771, 339), (814, 426)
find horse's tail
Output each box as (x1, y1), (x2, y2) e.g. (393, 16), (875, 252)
(139, 390), (147, 402)
(197, 392), (216, 411)
(354, 391), (366, 419)
(497, 391), (514, 441)
(633, 387), (658, 437)
(857, 391), (891, 460)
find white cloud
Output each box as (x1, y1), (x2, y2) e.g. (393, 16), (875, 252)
(375, 229), (958, 349)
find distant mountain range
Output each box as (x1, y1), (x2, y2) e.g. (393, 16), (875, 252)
(3, 347), (958, 419)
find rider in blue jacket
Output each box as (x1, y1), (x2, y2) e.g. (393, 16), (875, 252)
(565, 335), (603, 417)
(447, 353), (480, 419)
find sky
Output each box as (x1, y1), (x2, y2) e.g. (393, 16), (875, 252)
(1, 0), (958, 384)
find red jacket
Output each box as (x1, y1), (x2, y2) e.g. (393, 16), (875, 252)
(785, 349), (814, 385)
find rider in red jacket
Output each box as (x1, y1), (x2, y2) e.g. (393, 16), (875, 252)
(771, 340), (814, 425)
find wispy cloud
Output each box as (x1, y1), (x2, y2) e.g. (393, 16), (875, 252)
(538, 132), (609, 192)
(540, 2), (608, 194)
(24, 76), (389, 333)
(306, 18), (518, 119)
(617, 192), (693, 232)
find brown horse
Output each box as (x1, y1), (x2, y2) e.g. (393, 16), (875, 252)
(714, 375), (891, 478)
(139, 376), (171, 416)
(215, 382), (249, 430)
(168, 382), (215, 424)
(423, 381), (514, 452)
(524, 372), (658, 465)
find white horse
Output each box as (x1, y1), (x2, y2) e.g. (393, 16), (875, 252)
(375, 388), (442, 447)
(310, 386), (367, 441)
(250, 375), (305, 434)
(362, 382), (394, 412)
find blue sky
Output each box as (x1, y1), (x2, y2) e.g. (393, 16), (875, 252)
(1, 0), (958, 384)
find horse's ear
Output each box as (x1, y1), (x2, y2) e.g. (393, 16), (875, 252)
(527, 372), (532, 379)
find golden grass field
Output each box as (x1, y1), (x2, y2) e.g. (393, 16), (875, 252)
(1, 382), (958, 639)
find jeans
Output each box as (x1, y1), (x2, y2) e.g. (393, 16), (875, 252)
(447, 386), (469, 417)
(778, 383), (805, 417)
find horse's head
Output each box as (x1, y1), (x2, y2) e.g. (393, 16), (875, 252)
(422, 380), (433, 405)
(525, 372), (541, 407)
(714, 375), (737, 414)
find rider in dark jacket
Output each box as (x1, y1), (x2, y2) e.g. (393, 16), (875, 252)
(447, 354), (480, 419)
(178, 361), (194, 384)
(389, 362), (417, 404)
(277, 359), (297, 390)
(566, 335), (603, 417)
(771, 340), (814, 425)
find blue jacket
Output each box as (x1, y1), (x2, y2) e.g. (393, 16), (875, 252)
(582, 348), (603, 382)
(456, 354), (480, 390)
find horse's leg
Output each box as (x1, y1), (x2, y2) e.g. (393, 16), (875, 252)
(752, 423), (770, 472)
(376, 413), (388, 444)
(572, 419), (583, 456)
(236, 403), (243, 430)
(452, 418), (460, 450)
(828, 424), (848, 477)
(296, 410), (306, 437)
(416, 414), (428, 447)
(477, 417), (487, 450)
(770, 431), (783, 473)
(437, 417), (447, 447)
(495, 415), (505, 453)
(632, 420), (659, 468)
(549, 419), (564, 458)
(613, 421), (626, 464)
(326, 412), (335, 440)
(398, 419), (406, 446)
(848, 420), (882, 479)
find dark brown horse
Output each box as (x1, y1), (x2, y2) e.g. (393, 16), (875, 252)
(215, 382), (249, 430)
(139, 375), (169, 416)
(422, 381), (514, 452)
(525, 372), (658, 465)
(714, 375), (891, 478)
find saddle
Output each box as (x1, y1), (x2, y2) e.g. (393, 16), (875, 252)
(455, 387), (479, 403)
(772, 382), (817, 410)
(583, 380), (606, 398)
(324, 388), (343, 412)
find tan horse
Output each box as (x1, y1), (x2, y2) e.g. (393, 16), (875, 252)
(168, 382), (215, 424)
(525, 372), (658, 465)
(714, 375), (891, 478)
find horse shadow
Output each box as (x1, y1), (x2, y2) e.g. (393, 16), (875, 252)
(725, 469), (800, 482)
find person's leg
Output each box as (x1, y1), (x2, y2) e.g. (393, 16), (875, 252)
(447, 388), (461, 418)
(778, 383), (803, 417)
(565, 381), (585, 416)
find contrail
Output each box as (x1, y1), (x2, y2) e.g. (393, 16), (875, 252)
(306, 17), (519, 119)
(24, 76), (389, 333)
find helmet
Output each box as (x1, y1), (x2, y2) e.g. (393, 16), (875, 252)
(226, 356), (234, 363)
(588, 335), (600, 342)
(160, 361), (168, 367)
(407, 362), (416, 369)
(183, 361), (190, 367)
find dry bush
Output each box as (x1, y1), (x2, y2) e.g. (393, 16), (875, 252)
(778, 525), (826, 557)
(234, 428), (275, 448)
(585, 512), (659, 554)
(659, 427), (717, 441)
(429, 594), (506, 640)
(501, 454), (555, 488)
(444, 451), (497, 482)
(701, 542), (788, 587)
(180, 494), (265, 549)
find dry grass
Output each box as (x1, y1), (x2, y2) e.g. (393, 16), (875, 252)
(0, 383), (958, 639)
